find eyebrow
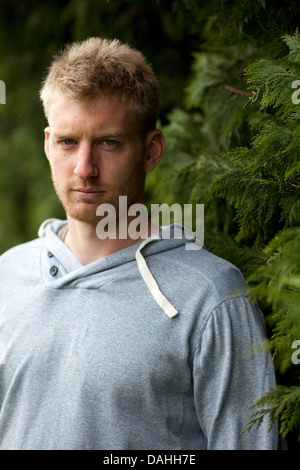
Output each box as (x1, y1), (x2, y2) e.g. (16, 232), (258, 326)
(51, 131), (126, 140)
(51, 133), (73, 140)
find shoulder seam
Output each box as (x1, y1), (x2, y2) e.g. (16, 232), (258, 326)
(193, 292), (249, 354)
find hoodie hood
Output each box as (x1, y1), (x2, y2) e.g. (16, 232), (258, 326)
(38, 219), (200, 318)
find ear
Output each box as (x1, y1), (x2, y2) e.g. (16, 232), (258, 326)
(44, 127), (51, 162)
(144, 129), (165, 172)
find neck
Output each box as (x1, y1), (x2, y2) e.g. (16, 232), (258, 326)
(64, 217), (160, 265)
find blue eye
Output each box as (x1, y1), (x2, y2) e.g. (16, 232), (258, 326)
(63, 139), (75, 146)
(104, 140), (116, 146)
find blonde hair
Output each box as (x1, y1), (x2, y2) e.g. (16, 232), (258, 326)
(40, 37), (160, 133)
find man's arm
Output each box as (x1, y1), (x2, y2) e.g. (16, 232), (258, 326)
(193, 296), (278, 450)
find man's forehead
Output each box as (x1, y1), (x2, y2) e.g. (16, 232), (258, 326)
(49, 92), (130, 114)
(48, 94), (136, 125)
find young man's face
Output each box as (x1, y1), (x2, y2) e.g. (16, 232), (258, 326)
(44, 94), (164, 226)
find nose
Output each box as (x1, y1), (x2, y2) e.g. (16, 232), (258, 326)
(73, 143), (99, 180)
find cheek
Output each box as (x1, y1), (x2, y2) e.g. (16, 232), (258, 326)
(103, 152), (142, 180)
(117, 156), (145, 182)
(49, 152), (74, 175)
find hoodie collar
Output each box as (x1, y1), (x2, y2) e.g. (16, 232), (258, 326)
(38, 219), (191, 318)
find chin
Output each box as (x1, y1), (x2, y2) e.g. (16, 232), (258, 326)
(64, 201), (101, 226)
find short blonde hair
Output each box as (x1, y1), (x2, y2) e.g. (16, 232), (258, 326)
(40, 37), (160, 133)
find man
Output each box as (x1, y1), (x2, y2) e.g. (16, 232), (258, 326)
(0, 37), (278, 450)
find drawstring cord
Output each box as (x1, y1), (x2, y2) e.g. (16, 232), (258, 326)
(135, 236), (178, 319)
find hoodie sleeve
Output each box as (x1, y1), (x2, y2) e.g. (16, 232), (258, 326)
(193, 296), (279, 450)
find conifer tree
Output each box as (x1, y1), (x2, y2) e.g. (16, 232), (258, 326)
(0, 0), (299, 446)
(146, 3), (300, 447)
(213, 33), (300, 444)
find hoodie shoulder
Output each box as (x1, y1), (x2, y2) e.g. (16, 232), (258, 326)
(181, 244), (246, 294)
(146, 240), (247, 308)
(0, 238), (44, 293)
(0, 238), (43, 268)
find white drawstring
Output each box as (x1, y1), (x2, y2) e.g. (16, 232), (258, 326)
(40, 220), (179, 319)
(135, 236), (179, 319)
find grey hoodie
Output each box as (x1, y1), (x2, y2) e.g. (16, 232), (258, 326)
(0, 220), (278, 450)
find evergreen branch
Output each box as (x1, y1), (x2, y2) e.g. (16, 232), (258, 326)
(242, 386), (300, 440)
(223, 84), (254, 96)
(256, 256), (272, 262)
(285, 181), (300, 190)
(274, 72), (299, 78)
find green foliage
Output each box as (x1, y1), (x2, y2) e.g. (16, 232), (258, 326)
(146, 17), (300, 444)
(248, 227), (300, 373)
(242, 385), (300, 440)
(211, 35), (300, 407)
(239, 41), (300, 436)
(1, 0), (300, 447)
(0, 0), (199, 253)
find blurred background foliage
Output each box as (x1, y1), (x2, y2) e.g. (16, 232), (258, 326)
(0, 0), (199, 250)
(0, 0), (299, 447)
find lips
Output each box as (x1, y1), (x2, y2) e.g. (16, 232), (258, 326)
(71, 188), (106, 200)
(73, 187), (104, 192)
